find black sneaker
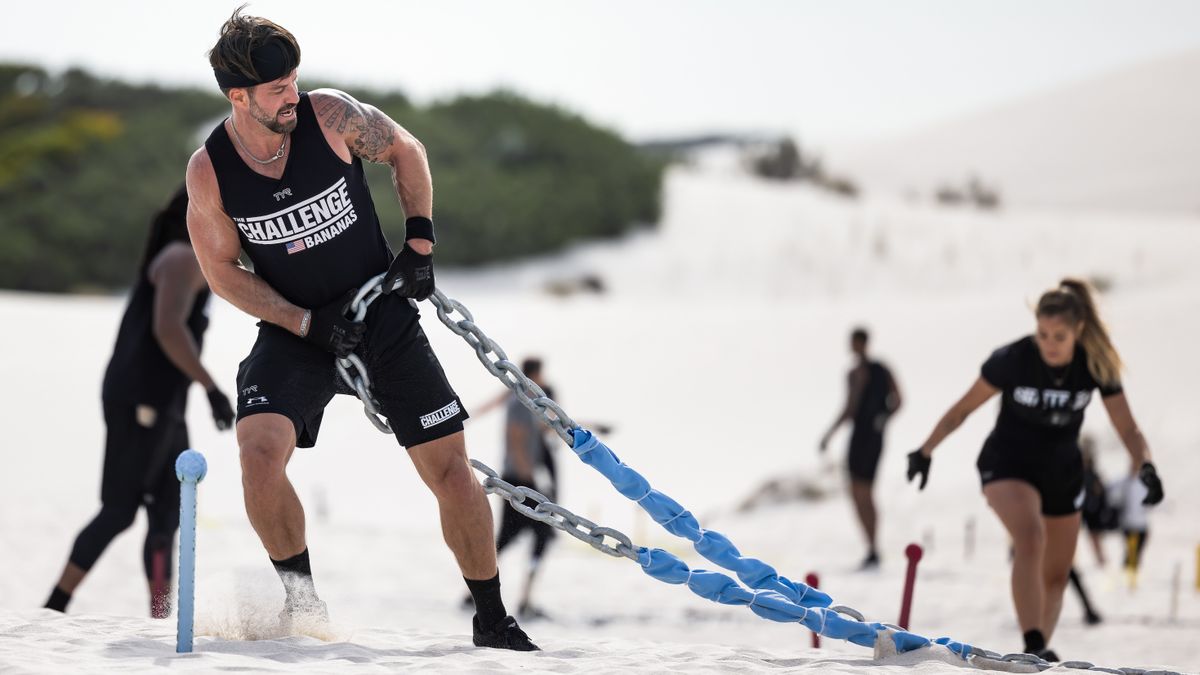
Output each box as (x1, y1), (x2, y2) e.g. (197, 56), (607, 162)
(1033, 647), (1059, 662)
(1084, 609), (1103, 626)
(473, 614), (540, 651)
(858, 552), (880, 571)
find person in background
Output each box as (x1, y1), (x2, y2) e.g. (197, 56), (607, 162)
(906, 278), (1164, 661)
(1078, 435), (1118, 567)
(468, 357), (562, 619)
(44, 185), (234, 617)
(820, 327), (902, 569)
(1108, 463), (1153, 581)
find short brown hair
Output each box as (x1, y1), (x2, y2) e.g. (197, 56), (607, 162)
(208, 4), (301, 94)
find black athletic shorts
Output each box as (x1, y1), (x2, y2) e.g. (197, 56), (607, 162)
(100, 399), (188, 508)
(847, 426), (884, 483)
(976, 438), (1084, 517)
(234, 292), (468, 449)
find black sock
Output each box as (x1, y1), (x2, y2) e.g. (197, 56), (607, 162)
(45, 586), (71, 612)
(464, 573), (506, 628)
(1023, 629), (1046, 653)
(271, 548), (317, 604)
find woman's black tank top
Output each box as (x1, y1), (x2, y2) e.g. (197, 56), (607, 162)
(102, 269), (210, 416)
(203, 92), (392, 310)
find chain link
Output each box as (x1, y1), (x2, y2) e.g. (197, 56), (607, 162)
(334, 275), (579, 444)
(469, 459), (638, 561)
(427, 289), (579, 445)
(332, 274), (391, 432)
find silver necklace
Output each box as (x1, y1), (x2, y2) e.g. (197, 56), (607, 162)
(229, 117), (287, 165)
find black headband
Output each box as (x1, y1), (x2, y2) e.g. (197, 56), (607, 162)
(213, 39), (293, 89)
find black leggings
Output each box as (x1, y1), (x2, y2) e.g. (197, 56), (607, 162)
(69, 401), (187, 583)
(495, 473), (555, 561)
(69, 501), (179, 581)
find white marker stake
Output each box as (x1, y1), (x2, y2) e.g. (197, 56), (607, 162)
(175, 450), (207, 654)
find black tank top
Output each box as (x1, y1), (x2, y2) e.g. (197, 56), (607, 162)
(852, 361), (893, 429)
(981, 336), (1123, 453)
(203, 92), (392, 310)
(102, 266), (210, 416)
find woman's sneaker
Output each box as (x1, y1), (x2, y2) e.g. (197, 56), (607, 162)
(472, 615), (540, 651)
(1033, 647), (1059, 663)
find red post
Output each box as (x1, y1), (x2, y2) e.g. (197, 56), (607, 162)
(805, 573), (820, 648)
(898, 544), (924, 630)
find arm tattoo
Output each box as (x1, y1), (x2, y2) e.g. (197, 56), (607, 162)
(314, 94), (396, 163)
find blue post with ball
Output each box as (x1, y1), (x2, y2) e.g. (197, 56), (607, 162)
(175, 449), (207, 653)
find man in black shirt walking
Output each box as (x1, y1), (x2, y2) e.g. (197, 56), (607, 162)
(820, 327), (901, 569)
(185, 8), (534, 650)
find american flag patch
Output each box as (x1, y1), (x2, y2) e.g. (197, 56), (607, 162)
(285, 239), (306, 255)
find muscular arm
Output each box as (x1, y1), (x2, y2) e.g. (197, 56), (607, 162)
(1101, 392), (1151, 471)
(918, 376), (999, 457)
(310, 89), (434, 254)
(185, 149), (308, 332)
(149, 242), (217, 390)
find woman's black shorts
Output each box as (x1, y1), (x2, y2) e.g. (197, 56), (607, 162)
(234, 293), (468, 449)
(847, 427), (884, 483)
(976, 438), (1084, 517)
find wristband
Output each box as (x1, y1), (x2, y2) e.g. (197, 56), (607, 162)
(298, 309), (312, 337)
(404, 216), (436, 244)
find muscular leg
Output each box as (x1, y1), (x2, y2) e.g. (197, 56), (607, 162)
(849, 479), (878, 555)
(984, 480), (1046, 634)
(237, 413), (304, 560)
(1040, 513), (1081, 642)
(407, 431), (497, 580)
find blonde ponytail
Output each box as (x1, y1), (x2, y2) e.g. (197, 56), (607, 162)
(1036, 278), (1122, 387)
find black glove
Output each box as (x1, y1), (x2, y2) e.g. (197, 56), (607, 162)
(906, 449), (931, 490)
(1139, 461), (1164, 505)
(304, 289), (366, 358)
(381, 245), (434, 301)
(206, 387), (235, 431)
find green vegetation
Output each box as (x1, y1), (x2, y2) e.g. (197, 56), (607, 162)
(0, 65), (663, 293)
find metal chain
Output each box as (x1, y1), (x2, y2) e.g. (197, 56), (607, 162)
(333, 273), (392, 433)
(332, 275), (1180, 675)
(334, 273), (579, 444)
(469, 459), (638, 561)
(426, 289), (579, 445)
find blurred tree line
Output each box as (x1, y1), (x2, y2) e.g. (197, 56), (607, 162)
(0, 64), (663, 293)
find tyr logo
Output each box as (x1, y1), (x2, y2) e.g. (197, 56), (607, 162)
(273, 187), (293, 202)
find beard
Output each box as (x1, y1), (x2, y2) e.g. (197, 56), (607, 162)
(249, 96), (298, 134)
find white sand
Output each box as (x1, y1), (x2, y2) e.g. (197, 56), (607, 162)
(1, 161), (1196, 673)
(836, 48), (1200, 214)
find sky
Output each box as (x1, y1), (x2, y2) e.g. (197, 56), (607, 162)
(3, 0), (1200, 146)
